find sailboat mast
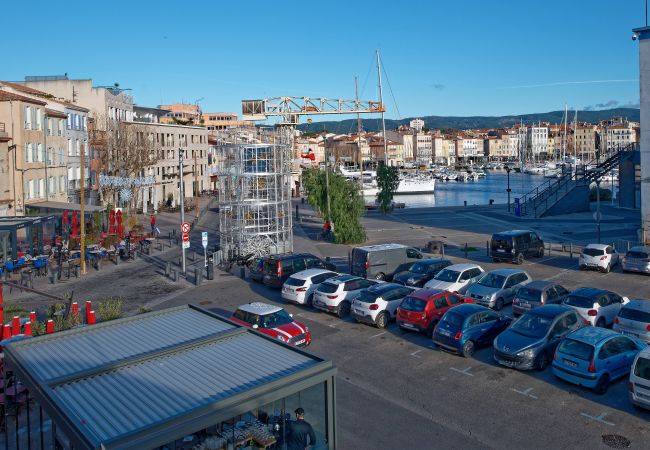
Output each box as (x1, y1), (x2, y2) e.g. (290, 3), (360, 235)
(376, 49), (388, 165)
(356, 76), (363, 192)
(563, 103), (568, 162)
(573, 109), (578, 163)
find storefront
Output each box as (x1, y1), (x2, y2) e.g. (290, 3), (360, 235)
(3, 305), (337, 449)
(0, 215), (57, 262)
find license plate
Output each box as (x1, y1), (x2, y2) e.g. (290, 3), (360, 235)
(353, 309), (364, 316)
(314, 300), (324, 307)
(282, 287), (290, 292)
(294, 339), (306, 346)
(401, 323), (415, 329)
(563, 359), (578, 368)
(439, 329), (451, 337)
(497, 249), (506, 253)
(498, 358), (515, 367)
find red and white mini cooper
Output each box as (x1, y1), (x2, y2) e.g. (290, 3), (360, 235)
(230, 302), (312, 347)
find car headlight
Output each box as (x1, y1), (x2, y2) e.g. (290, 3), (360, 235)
(517, 348), (535, 359)
(276, 335), (287, 342)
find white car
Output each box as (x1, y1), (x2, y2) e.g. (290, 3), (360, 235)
(563, 287), (629, 327)
(423, 263), (484, 294)
(629, 346), (650, 410)
(579, 243), (619, 273)
(312, 275), (380, 318)
(281, 269), (339, 306)
(351, 283), (415, 328)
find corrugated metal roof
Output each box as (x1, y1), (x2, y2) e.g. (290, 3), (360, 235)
(52, 331), (318, 446)
(9, 306), (235, 383)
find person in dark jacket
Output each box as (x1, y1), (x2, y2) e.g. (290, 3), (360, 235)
(286, 407), (316, 450)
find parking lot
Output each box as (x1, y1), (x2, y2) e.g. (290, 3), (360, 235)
(186, 246), (650, 450)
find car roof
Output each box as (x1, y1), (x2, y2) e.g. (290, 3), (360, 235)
(325, 275), (360, 284)
(444, 263), (481, 271)
(493, 230), (533, 236)
(366, 282), (404, 293)
(445, 303), (489, 316)
(408, 288), (447, 300)
(237, 302), (282, 315)
(485, 268), (527, 276)
(584, 243), (608, 250)
(565, 326), (620, 345)
(412, 258), (449, 265)
(266, 253), (316, 261)
(570, 287), (610, 298)
(520, 280), (556, 290)
(526, 304), (572, 318)
(638, 346), (650, 359)
(355, 243), (407, 252)
(628, 246), (650, 252)
(290, 268), (336, 279)
(623, 299), (650, 313)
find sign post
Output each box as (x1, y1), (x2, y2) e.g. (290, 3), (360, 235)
(202, 231), (208, 267)
(179, 148), (186, 275)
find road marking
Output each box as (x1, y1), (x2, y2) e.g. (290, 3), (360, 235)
(543, 264), (578, 281)
(510, 387), (538, 399)
(580, 412), (614, 426)
(370, 331), (387, 339)
(410, 350), (423, 358)
(450, 366), (474, 376)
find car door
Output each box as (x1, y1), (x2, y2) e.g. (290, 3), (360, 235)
(606, 293), (625, 325)
(598, 338), (626, 379)
(464, 313), (482, 342)
(606, 246), (618, 266)
(553, 285), (570, 304)
(546, 316), (570, 354)
(617, 336), (642, 376)
(596, 294), (613, 325)
(502, 275), (518, 303)
(478, 310), (501, 344)
(433, 296), (449, 320)
(530, 232), (542, 254)
(387, 287), (415, 316)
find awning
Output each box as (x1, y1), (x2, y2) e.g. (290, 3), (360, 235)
(28, 201), (105, 213)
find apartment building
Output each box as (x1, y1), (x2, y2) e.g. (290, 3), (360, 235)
(0, 121), (11, 216)
(602, 122), (638, 151)
(528, 126), (549, 158)
(133, 105), (170, 124)
(413, 133), (432, 165)
(385, 130), (414, 163)
(62, 101), (92, 203)
(409, 118), (424, 132)
(572, 124), (598, 162)
(202, 112), (252, 131)
(368, 137), (404, 167)
(159, 103), (201, 125)
(455, 136), (483, 162)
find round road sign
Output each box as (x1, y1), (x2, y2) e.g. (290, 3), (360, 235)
(182, 232), (190, 242)
(181, 222), (191, 233)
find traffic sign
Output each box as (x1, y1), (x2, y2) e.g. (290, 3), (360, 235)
(181, 222), (191, 233)
(202, 231), (208, 248)
(593, 211), (602, 221)
(182, 240), (190, 249)
(182, 232), (190, 242)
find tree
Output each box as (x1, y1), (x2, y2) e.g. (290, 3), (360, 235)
(375, 162), (400, 214)
(302, 168), (366, 244)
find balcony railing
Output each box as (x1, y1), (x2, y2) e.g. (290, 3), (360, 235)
(0, 123), (5, 133)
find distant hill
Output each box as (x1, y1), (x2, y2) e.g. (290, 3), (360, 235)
(296, 108), (640, 133)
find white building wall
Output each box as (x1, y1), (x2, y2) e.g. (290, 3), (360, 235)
(638, 27), (650, 243)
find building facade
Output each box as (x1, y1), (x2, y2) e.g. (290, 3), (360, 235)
(201, 112), (252, 131)
(0, 120), (11, 216)
(63, 103), (92, 203)
(635, 25), (650, 243)
(529, 126), (549, 158)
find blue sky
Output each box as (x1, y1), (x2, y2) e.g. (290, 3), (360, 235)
(3, 0), (645, 119)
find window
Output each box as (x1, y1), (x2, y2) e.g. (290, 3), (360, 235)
(83, 115), (87, 130)
(447, 293), (463, 305)
(59, 147), (64, 165)
(67, 113), (72, 129)
(68, 139), (73, 156)
(91, 171), (96, 185)
(59, 175), (65, 192)
(433, 296), (448, 309)
(32, 143), (38, 162)
(598, 338), (623, 359)
(38, 143), (44, 162)
(293, 258), (306, 272)
(25, 106), (32, 128)
(406, 249), (421, 259)
(76, 139), (80, 156)
(75, 114), (80, 129)
(59, 119), (64, 135)
(468, 314), (481, 327)
(38, 178), (44, 198)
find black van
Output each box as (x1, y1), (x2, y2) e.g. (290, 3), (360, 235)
(351, 243), (424, 280)
(490, 230), (544, 264)
(262, 253), (336, 288)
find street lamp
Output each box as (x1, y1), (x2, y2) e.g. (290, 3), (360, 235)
(505, 165), (512, 212)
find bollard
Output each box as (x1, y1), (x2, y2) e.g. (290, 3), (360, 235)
(23, 322), (32, 336)
(441, 244), (445, 257)
(296, 204), (299, 221)
(195, 268), (202, 286)
(72, 302), (79, 319)
(2, 324), (11, 340)
(207, 261), (214, 280)
(239, 266), (245, 279)
(115, 254), (120, 266)
(171, 269), (178, 282)
(29, 311), (36, 323)
(464, 200), (467, 207)
(12, 316), (21, 335)
(85, 301), (92, 323)
(158, 242), (163, 252)
(464, 243), (468, 258)
(486, 241), (489, 257)
(569, 243), (573, 259)
(46, 320), (54, 334)
(49, 265), (57, 284)
(166, 261), (171, 277)
(88, 310), (96, 325)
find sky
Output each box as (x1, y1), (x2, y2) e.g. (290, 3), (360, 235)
(2, 0), (646, 120)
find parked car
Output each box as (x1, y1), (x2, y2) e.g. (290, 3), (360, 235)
(262, 253), (336, 288)
(351, 283), (415, 328)
(423, 263), (484, 293)
(248, 257), (266, 283)
(630, 346), (650, 410)
(563, 287), (629, 328)
(396, 289), (473, 337)
(579, 244), (619, 273)
(493, 305), (584, 371)
(392, 258), (453, 287)
(433, 304), (512, 357)
(490, 230), (545, 264)
(312, 275), (380, 318)
(351, 243), (424, 280)
(281, 269), (339, 306)
(613, 299), (650, 344)
(512, 281), (570, 317)
(552, 327), (645, 394)
(464, 268), (532, 311)
(230, 302), (311, 347)
(621, 246), (650, 275)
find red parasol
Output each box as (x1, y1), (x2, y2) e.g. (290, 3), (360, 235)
(116, 210), (124, 237)
(71, 211), (79, 238)
(109, 209), (116, 234)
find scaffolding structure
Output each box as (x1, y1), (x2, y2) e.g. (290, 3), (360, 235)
(215, 130), (293, 259)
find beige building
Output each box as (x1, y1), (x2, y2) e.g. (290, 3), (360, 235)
(572, 125), (598, 162)
(202, 112), (252, 131)
(159, 103), (201, 125)
(0, 120), (11, 216)
(455, 136), (483, 162)
(603, 122), (638, 151)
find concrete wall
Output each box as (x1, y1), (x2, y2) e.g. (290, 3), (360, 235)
(638, 27), (650, 243)
(542, 184), (590, 217)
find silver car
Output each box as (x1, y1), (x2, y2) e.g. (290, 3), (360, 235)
(613, 299), (650, 344)
(622, 246), (650, 275)
(465, 268), (532, 311)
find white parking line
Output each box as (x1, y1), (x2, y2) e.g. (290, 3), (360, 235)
(370, 331), (387, 339)
(410, 350), (423, 358)
(580, 412), (614, 426)
(450, 367), (474, 376)
(510, 387), (538, 399)
(544, 264), (578, 281)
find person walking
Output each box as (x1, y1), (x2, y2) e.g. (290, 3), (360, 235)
(286, 407), (316, 450)
(150, 214), (156, 235)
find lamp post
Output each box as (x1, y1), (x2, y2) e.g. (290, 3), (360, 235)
(596, 177), (601, 244)
(505, 165), (512, 212)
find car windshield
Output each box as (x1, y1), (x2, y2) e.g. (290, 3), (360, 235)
(557, 339), (594, 361)
(634, 357), (650, 380)
(400, 296), (426, 312)
(583, 248), (605, 257)
(356, 290), (380, 303)
(410, 262), (429, 274)
(261, 310), (294, 328)
(318, 282), (339, 294)
(618, 306), (650, 323)
(626, 251), (649, 259)
(564, 295), (594, 309)
(478, 273), (506, 288)
(441, 311), (465, 328)
(285, 277), (306, 287)
(517, 288), (542, 302)
(434, 269), (460, 282)
(510, 313), (553, 338)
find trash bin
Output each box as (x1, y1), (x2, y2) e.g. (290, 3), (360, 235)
(207, 255), (214, 280)
(427, 240), (444, 255)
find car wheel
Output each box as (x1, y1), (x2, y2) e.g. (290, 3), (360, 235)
(579, 265), (585, 271)
(495, 297), (504, 311)
(603, 263), (611, 274)
(376, 311), (389, 329)
(337, 301), (350, 318)
(595, 373), (610, 395)
(596, 317), (606, 328)
(425, 321), (436, 338)
(462, 340), (475, 358)
(306, 293), (314, 307)
(375, 272), (386, 281)
(516, 253), (524, 265)
(535, 353), (549, 371)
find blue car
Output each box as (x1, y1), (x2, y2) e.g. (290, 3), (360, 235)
(552, 327), (646, 394)
(433, 304), (512, 357)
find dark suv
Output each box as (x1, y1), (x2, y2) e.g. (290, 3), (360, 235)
(262, 253), (336, 288)
(490, 230), (544, 264)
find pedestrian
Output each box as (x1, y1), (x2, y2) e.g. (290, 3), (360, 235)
(322, 220), (332, 241)
(286, 407), (316, 450)
(150, 214), (156, 235)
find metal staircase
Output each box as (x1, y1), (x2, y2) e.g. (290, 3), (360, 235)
(518, 143), (638, 218)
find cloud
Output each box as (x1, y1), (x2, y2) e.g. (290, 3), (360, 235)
(499, 79), (636, 89)
(429, 83), (445, 90)
(583, 99), (639, 111)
